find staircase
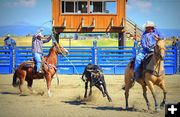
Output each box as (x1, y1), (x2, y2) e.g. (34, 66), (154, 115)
(125, 18), (143, 39)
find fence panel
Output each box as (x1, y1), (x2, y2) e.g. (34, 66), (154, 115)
(98, 46), (135, 74)
(0, 47), (13, 74)
(98, 46), (176, 75)
(1, 45), (178, 75)
(164, 46), (177, 74)
(57, 46), (93, 74)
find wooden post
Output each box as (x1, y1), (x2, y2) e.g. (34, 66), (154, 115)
(118, 32), (125, 46)
(54, 32), (60, 43)
(134, 24), (137, 40)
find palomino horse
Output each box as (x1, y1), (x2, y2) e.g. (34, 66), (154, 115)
(123, 40), (167, 111)
(12, 43), (68, 97)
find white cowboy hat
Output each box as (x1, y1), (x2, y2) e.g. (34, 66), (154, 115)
(7, 34), (10, 37)
(35, 32), (43, 38)
(143, 21), (155, 28)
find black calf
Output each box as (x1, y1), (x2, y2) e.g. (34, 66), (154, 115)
(82, 63), (112, 102)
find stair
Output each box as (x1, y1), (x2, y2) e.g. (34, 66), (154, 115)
(125, 18), (143, 39)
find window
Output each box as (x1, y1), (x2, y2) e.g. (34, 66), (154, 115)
(75, 1), (88, 13)
(62, 1), (74, 13)
(90, 1), (102, 13)
(61, 0), (116, 14)
(62, 0), (87, 14)
(90, 1), (116, 14)
(104, 1), (116, 14)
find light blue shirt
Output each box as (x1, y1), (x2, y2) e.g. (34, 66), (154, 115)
(141, 28), (164, 52)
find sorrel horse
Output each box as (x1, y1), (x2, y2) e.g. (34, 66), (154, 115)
(12, 42), (68, 97)
(123, 40), (167, 111)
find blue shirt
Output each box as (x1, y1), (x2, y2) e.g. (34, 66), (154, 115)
(4, 37), (16, 47)
(141, 28), (164, 52)
(32, 35), (52, 54)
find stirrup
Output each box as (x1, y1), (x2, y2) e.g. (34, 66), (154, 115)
(37, 70), (43, 74)
(131, 77), (136, 82)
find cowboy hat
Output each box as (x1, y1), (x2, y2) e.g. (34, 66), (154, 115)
(143, 21), (155, 28)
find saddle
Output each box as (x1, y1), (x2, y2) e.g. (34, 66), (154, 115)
(23, 57), (57, 73)
(130, 52), (154, 78)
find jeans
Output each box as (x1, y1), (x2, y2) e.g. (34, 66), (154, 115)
(134, 50), (147, 76)
(33, 52), (42, 72)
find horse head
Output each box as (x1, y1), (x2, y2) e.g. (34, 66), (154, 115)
(154, 39), (166, 60)
(53, 42), (69, 56)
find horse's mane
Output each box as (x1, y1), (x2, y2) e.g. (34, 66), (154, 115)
(43, 45), (56, 61)
(157, 40), (166, 49)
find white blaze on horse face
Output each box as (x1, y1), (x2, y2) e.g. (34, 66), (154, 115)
(59, 45), (69, 56)
(64, 48), (69, 55)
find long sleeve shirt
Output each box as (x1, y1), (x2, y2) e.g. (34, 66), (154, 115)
(4, 37), (16, 47)
(32, 35), (52, 54)
(141, 28), (164, 52)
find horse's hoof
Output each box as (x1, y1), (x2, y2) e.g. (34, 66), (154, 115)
(88, 93), (92, 97)
(160, 102), (166, 109)
(103, 94), (106, 97)
(155, 107), (161, 112)
(38, 91), (44, 96)
(48, 93), (52, 97)
(31, 90), (38, 94)
(108, 98), (112, 102)
(148, 107), (151, 111)
(125, 107), (129, 110)
(19, 93), (27, 96)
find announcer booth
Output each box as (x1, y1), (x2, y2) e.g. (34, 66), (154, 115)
(52, 0), (127, 46)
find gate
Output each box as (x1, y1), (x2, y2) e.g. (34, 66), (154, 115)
(0, 47), (13, 74)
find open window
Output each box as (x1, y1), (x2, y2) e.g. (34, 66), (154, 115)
(104, 1), (116, 14)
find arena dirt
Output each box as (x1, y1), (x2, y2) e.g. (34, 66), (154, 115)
(0, 74), (179, 117)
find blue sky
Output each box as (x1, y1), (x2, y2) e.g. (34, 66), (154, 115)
(0, 0), (180, 29)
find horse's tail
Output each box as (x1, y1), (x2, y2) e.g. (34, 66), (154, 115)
(12, 70), (19, 87)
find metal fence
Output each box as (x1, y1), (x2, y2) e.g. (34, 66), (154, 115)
(0, 47), (13, 74)
(0, 45), (178, 75)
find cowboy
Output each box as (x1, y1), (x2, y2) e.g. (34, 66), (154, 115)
(132, 21), (164, 81)
(4, 34), (16, 49)
(32, 31), (52, 74)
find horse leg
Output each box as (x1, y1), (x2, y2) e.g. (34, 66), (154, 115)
(158, 81), (167, 109)
(19, 79), (24, 95)
(95, 84), (106, 97)
(147, 81), (160, 112)
(84, 81), (88, 98)
(142, 85), (151, 110)
(46, 75), (52, 97)
(89, 80), (93, 96)
(125, 84), (131, 109)
(19, 72), (26, 95)
(27, 79), (37, 94)
(27, 79), (33, 93)
(102, 83), (112, 102)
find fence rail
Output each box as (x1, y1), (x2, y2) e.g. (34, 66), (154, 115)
(0, 47), (13, 74)
(0, 45), (178, 75)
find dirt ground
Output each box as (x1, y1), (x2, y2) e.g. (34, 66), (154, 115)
(0, 74), (179, 117)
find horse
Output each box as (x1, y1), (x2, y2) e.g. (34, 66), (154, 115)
(123, 39), (167, 111)
(12, 42), (69, 97)
(82, 63), (112, 102)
